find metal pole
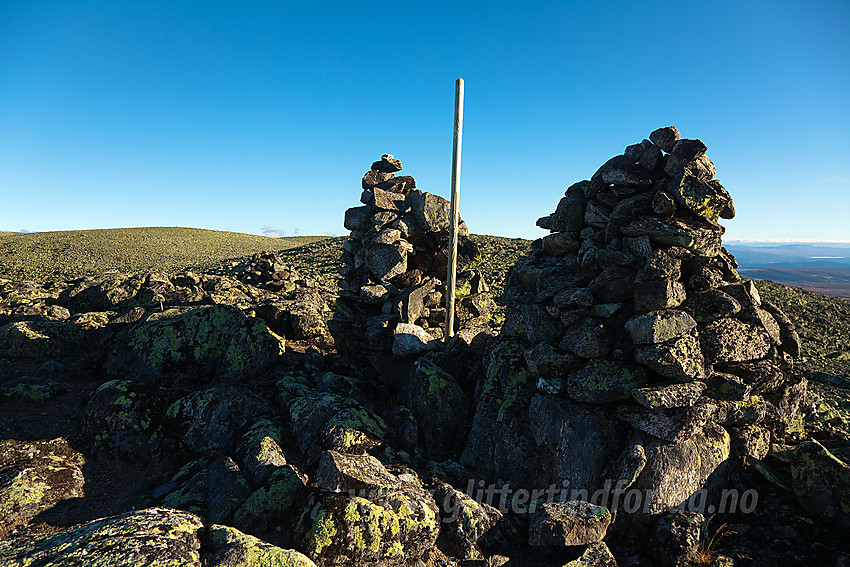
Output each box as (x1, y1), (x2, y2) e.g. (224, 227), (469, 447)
(445, 78), (464, 341)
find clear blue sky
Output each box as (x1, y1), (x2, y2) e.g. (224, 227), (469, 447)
(1, 1), (848, 241)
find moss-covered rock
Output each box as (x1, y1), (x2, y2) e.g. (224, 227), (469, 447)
(0, 438), (85, 531)
(432, 480), (503, 560)
(80, 379), (179, 461)
(402, 354), (470, 459)
(233, 465), (306, 533)
(0, 507), (204, 566)
(295, 485), (440, 566)
(113, 305), (284, 382)
(236, 419), (289, 486)
(206, 524), (317, 567)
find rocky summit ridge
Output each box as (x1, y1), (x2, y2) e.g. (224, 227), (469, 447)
(0, 132), (849, 566)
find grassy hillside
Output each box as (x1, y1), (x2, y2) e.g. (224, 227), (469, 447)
(0, 227), (327, 282)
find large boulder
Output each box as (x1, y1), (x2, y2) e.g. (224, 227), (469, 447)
(0, 438), (85, 532)
(110, 305), (284, 382)
(0, 507), (204, 566)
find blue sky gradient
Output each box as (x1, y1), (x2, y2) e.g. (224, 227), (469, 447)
(1, 1), (848, 241)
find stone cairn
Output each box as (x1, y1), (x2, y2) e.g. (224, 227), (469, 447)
(331, 155), (496, 359)
(496, 126), (806, 509)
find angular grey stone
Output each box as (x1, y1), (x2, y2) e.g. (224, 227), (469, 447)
(365, 242), (408, 281)
(681, 289), (741, 323)
(636, 248), (682, 282)
(705, 372), (751, 401)
(633, 329), (705, 381)
(589, 267), (636, 303)
(343, 206), (371, 231)
(524, 343), (577, 379)
(634, 280), (686, 312)
(652, 190), (677, 217)
(561, 317), (612, 358)
(528, 501), (612, 547)
(625, 310), (697, 344)
(539, 233), (581, 256)
(567, 359), (647, 403)
(362, 169), (394, 189)
(584, 201), (611, 226)
(392, 323), (438, 357)
(595, 155), (654, 186)
(371, 154), (403, 173)
(552, 197), (586, 233)
(315, 450), (400, 493)
(649, 126), (681, 153)
(629, 423), (729, 515)
(631, 382), (706, 410)
(700, 318), (771, 363)
(504, 304), (563, 344)
(621, 219), (722, 256)
(361, 187), (407, 211)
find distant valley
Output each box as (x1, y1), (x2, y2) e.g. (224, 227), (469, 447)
(726, 242), (850, 300)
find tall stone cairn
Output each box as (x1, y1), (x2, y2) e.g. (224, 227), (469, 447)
(331, 155), (496, 359)
(489, 127), (806, 509)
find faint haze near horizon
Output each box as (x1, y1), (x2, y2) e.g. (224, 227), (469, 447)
(1, 1), (848, 242)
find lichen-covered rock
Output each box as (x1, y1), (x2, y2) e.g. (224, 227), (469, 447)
(699, 317), (771, 363)
(80, 379), (179, 460)
(168, 383), (271, 455)
(236, 419), (289, 486)
(432, 480), (503, 560)
(0, 320), (82, 360)
(0, 438), (85, 530)
(567, 359), (647, 403)
(631, 423), (730, 513)
(631, 382), (706, 410)
(563, 542), (618, 567)
(403, 354), (470, 458)
(0, 507), (204, 566)
(113, 305), (284, 382)
(315, 451), (401, 493)
(625, 310), (697, 344)
(287, 391), (387, 466)
(646, 511), (702, 567)
(158, 455), (251, 524)
(528, 501), (612, 547)
(790, 440), (850, 528)
(392, 323), (438, 357)
(633, 329), (705, 381)
(233, 465), (307, 533)
(295, 486), (440, 566)
(206, 524), (317, 567)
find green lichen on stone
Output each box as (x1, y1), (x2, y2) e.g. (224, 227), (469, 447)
(305, 504), (337, 555)
(417, 357), (464, 426)
(1, 380), (58, 401)
(127, 305), (284, 380)
(0, 470), (50, 523)
(241, 467), (302, 517)
(208, 524), (317, 567)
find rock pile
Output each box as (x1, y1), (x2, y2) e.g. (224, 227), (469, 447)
(463, 127), (807, 519)
(331, 155), (496, 359)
